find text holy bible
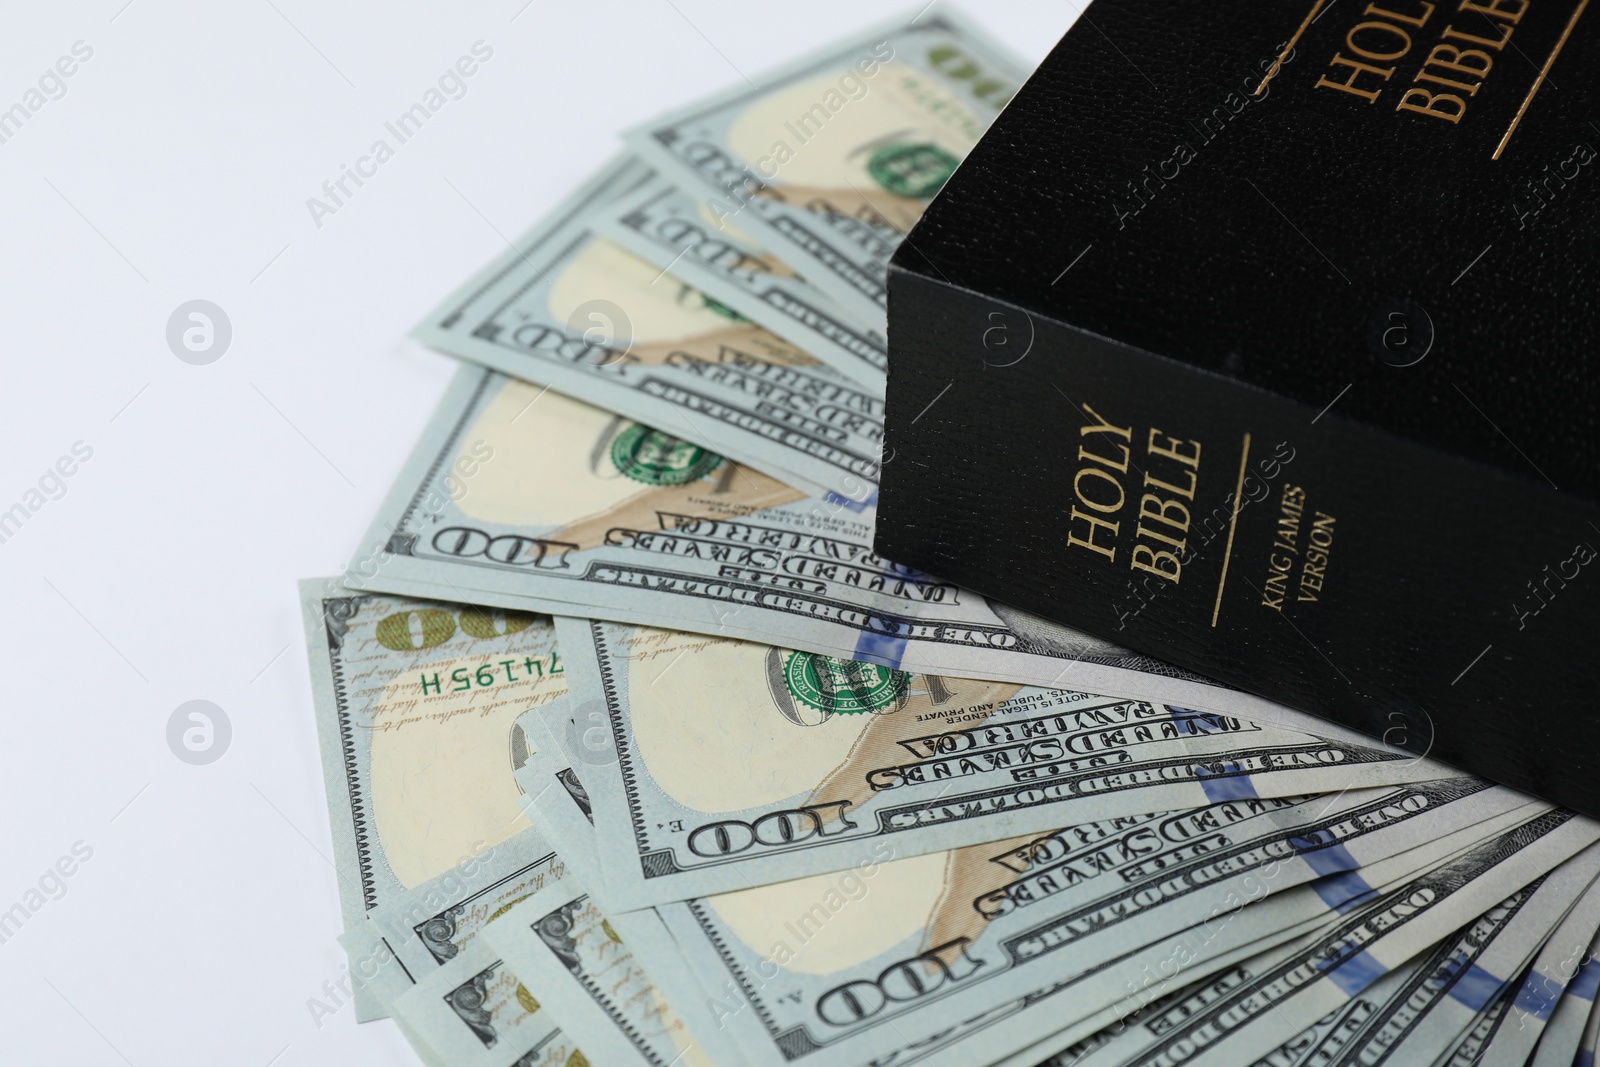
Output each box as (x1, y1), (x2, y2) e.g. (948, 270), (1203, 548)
(877, 0), (1600, 816)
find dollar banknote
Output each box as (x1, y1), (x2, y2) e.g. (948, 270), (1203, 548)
(1235, 843), (1600, 1067)
(494, 829), (1469, 1067)
(344, 365), (1455, 764)
(1439, 872), (1600, 1067)
(1039, 839), (1600, 1067)
(1229, 871), (1600, 1067)
(299, 578), (568, 1015)
(510, 709), (1299, 1067)
(600, 175), (889, 391)
(1196, 961), (1424, 1067)
(481, 882), (728, 1067)
(1575, 995), (1600, 1067)
(356, 832), (570, 1016)
(556, 616), (1476, 907)
(1527, 931), (1600, 1067)
(412, 153), (883, 502)
(1002, 823), (1590, 1067)
(509, 738), (758, 1062)
(1433, 857), (1600, 1067)
(648, 782), (1536, 1067)
(484, 727), (1520, 1067)
(511, 707), (607, 896)
(481, 764), (1310, 1067)
(625, 3), (1029, 337)
(391, 934), (584, 1067)
(1067, 809), (1600, 1067)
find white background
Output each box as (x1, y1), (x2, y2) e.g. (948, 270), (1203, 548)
(0, 2), (1084, 1063)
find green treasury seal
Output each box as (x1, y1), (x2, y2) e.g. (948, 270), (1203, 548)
(867, 143), (960, 199)
(783, 651), (910, 715)
(610, 424), (724, 487)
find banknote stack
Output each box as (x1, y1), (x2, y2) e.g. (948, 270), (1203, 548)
(297, 7), (1600, 1067)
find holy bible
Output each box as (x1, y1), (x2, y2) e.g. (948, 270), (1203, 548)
(877, 0), (1600, 816)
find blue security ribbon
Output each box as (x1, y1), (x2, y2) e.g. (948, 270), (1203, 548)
(1195, 771), (1260, 804)
(852, 630), (907, 670)
(1311, 870), (1377, 914)
(824, 488), (877, 512)
(1571, 956), (1600, 1002)
(1511, 969), (1564, 1022)
(1323, 948), (1388, 997)
(1447, 962), (1507, 1012)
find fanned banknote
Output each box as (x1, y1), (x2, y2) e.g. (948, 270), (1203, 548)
(1232, 843), (1600, 1067)
(1068, 810), (1600, 1067)
(343, 364), (1459, 765)
(355, 831), (570, 1017)
(459, 707), (1533, 1067)
(999, 822), (1585, 1067)
(1574, 997), (1600, 1067)
(523, 715), (1263, 1067)
(412, 153), (882, 501)
(481, 882), (728, 1067)
(556, 616), (1475, 907)
(391, 935), (584, 1067)
(529, 708), (1531, 1067)
(1393, 845), (1600, 1067)
(1527, 931), (1600, 1067)
(299, 578), (568, 1016)
(625, 3), (1030, 344)
(479, 769), (1302, 1067)
(511, 707), (608, 895)
(651, 785), (1537, 1067)
(1414, 871), (1600, 1067)
(601, 174), (890, 393)
(489, 819), (1459, 1067)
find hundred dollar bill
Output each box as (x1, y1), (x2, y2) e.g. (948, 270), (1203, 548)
(485, 741), (1509, 1067)
(1039, 849), (1591, 1067)
(299, 578), (568, 1014)
(1216, 961), (1419, 1067)
(1230, 935), (1517, 1067)
(1439, 861), (1600, 1067)
(600, 175), (890, 392)
(345, 364), (1461, 764)
(888, 916), (1344, 1067)
(514, 743), (781, 1064)
(511, 708), (607, 895)
(1528, 930), (1600, 1067)
(558, 615), (1483, 907)
(612, 823), (1494, 1067)
(505, 728), (1275, 1067)
(486, 803), (1322, 1067)
(633, 887), (1326, 1067)
(650, 782), (1536, 1067)
(1238, 844), (1600, 1067)
(481, 883), (723, 1067)
(1440, 993), (1519, 1067)
(392, 935), (584, 1067)
(1023, 965), (1301, 1067)
(601, 905), (756, 1067)
(993, 830), (1562, 1067)
(412, 153), (883, 501)
(1013, 903), (1512, 1067)
(1575, 997), (1600, 1067)
(355, 831), (570, 1018)
(1070, 809), (1600, 1067)
(1024, 836), (1595, 1067)
(625, 3), (1030, 337)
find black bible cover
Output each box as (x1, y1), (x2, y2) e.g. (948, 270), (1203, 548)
(877, 0), (1600, 815)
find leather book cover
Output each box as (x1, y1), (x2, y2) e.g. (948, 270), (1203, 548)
(877, 0), (1599, 815)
